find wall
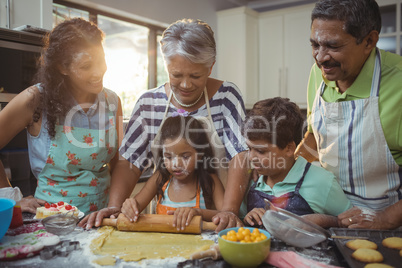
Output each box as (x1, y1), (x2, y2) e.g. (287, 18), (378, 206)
(62, 0), (241, 78)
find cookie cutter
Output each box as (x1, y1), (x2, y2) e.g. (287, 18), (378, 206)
(40, 240), (80, 260)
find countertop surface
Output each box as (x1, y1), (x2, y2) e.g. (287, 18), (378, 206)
(0, 213), (347, 268)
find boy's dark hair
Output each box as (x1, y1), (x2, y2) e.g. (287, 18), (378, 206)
(155, 116), (216, 208)
(241, 97), (304, 149)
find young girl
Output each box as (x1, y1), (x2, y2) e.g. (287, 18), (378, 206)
(121, 114), (224, 230)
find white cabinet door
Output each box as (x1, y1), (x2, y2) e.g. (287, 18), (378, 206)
(259, 5), (314, 109)
(259, 15), (283, 100)
(283, 8), (315, 109)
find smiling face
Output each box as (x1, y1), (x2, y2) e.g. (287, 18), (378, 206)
(166, 55), (212, 107)
(163, 137), (199, 181)
(62, 44), (107, 99)
(246, 139), (294, 182)
(310, 19), (373, 92)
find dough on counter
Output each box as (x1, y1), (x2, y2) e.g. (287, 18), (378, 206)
(382, 237), (402, 250)
(90, 226), (215, 264)
(346, 239), (378, 250)
(364, 264), (394, 268)
(93, 256), (116, 266)
(352, 248), (383, 263)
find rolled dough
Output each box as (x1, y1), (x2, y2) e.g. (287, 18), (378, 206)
(91, 226), (214, 264)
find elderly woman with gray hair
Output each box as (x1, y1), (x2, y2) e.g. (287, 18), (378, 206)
(80, 18), (249, 231)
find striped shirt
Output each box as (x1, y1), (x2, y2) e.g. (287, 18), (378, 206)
(119, 81), (247, 171)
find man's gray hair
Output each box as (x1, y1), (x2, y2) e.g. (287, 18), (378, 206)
(312, 0), (381, 44)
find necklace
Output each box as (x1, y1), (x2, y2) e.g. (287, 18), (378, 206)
(172, 89), (204, 108)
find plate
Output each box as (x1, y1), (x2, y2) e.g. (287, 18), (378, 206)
(34, 211), (84, 220)
(330, 228), (402, 268)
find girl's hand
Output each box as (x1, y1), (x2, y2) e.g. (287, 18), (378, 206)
(244, 208), (266, 226)
(168, 207), (202, 231)
(121, 198), (140, 222)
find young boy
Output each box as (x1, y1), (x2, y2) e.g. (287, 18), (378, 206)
(240, 97), (352, 228)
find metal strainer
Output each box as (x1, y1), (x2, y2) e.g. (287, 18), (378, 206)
(261, 199), (366, 248)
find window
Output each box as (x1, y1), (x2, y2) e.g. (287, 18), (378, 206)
(52, 1), (167, 119)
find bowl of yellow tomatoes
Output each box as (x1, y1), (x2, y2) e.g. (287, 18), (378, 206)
(218, 227), (271, 267)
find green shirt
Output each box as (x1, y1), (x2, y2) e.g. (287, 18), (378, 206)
(307, 49), (402, 165)
(239, 157), (352, 219)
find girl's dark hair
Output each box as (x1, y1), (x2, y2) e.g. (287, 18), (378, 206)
(241, 97), (304, 149)
(33, 18), (104, 138)
(156, 116), (216, 208)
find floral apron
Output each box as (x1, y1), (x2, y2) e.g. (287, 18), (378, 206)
(310, 48), (401, 210)
(34, 96), (117, 215)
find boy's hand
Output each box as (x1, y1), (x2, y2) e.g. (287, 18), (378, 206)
(244, 208), (266, 226)
(121, 198), (140, 222)
(167, 207), (201, 231)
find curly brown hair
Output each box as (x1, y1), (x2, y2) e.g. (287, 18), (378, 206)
(33, 18), (104, 138)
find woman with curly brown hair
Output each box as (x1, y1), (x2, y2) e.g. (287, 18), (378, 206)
(0, 18), (123, 215)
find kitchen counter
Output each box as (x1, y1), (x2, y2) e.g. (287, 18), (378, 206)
(0, 213), (347, 268)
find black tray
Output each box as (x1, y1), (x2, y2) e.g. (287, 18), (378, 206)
(329, 228), (402, 268)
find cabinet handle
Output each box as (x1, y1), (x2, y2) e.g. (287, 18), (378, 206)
(279, 68), (282, 94)
(6, 0), (11, 29)
(284, 67), (288, 98)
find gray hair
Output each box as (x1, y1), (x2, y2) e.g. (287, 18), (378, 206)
(160, 18), (216, 67)
(311, 0), (381, 44)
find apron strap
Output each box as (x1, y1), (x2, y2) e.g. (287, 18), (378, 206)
(294, 162), (312, 193)
(163, 88), (174, 120)
(370, 47), (382, 97)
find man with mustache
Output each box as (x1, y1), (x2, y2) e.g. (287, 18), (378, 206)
(295, 0), (402, 230)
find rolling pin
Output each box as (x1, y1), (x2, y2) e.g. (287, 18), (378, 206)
(101, 213), (217, 234)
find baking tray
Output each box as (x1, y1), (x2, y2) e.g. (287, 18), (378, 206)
(329, 228), (402, 268)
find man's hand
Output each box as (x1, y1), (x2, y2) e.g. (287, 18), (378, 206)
(20, 196), (46, 214)
(78, 207), (120, 230)
(338, 206), (397, 230)
(212, 211), (244, 232)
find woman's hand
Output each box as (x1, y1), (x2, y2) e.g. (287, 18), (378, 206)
(20, 196), (46, 214)
(212, 211), (244, 233)
(244, 208), (265, 226)
(167, 207), (201, 231)
(121, 198), (141, 222)
(78, 207), (120, 229)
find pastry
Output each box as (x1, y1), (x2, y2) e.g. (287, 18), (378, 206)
(382, 237), (402, 250)
(351, 248), (383, 263)
(346, 239), (378, 250)
(90, 226), (215, 262)
(36, 201), (79, 219)
(364, 264), (394, 268)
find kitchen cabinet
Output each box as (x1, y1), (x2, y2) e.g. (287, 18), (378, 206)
(217, 7), (259, 109)
(259, 5), (314, 109)
(0, 0), (52, 30)
(217, 4), (315, 110)
(377, 0), (402, 55)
